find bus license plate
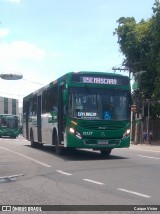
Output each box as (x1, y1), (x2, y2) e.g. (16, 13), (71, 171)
(98, 140), (109, 145)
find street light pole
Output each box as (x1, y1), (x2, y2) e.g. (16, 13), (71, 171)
(133, 71), (147, 144)
(0, 73), (23, 80)
(112, 66), (130, 78)
(146, 100), (150, 137)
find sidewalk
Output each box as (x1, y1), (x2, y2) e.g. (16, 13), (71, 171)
(130, 141), (160, 151)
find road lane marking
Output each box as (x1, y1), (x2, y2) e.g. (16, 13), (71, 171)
(56, 170), (72, 176)
(138, 155), (160, 160)
(118, 188), (151, 198)
(131, 147), (160, 153)
(0, 146), (52, 168)
(83, 179), (104, 185)
(0, 174), (24, 183)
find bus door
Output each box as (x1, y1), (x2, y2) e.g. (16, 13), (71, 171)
(58, 83), (66, 144)
(26, 102), (30, 139)
(37, 95), (42, 142)
(23, 100), (29, 140)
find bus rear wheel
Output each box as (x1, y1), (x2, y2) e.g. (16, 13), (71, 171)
(53, 132), (64, 155)
(30, 130), (37, 148)
(100, 149), (112, 158)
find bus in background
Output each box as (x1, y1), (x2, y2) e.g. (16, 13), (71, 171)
(23, 71), (131, 157)
(0, 114), (19, 138)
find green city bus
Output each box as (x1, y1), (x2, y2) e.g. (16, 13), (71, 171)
(0, 114), (19, 138)
(23, 71), (131, 157)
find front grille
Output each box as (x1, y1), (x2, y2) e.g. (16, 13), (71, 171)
(79, 120), (127, 130)
(85, 139), (97, 144)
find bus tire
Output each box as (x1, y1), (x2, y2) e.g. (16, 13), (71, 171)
(100, 149), (112, 158)
(30, 130), (37, 148)
(10, 136), (16, 139)
(53, 131), (63, 155)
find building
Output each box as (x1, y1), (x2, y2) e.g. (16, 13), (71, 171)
(0, 96), (19, 116)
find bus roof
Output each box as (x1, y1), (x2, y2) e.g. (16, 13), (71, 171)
(23, 71), (129, 100)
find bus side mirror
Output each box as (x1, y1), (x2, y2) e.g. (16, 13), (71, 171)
(63, 90), (68, 104)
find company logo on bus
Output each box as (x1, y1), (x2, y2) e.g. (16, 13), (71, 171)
(81, 77), (117, 85)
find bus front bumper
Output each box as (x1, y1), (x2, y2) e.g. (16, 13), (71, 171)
(0, 129), (19, 137)
(67, 133), (130, 149)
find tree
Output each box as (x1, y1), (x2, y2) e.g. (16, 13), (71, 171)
(114, 0), (160, 117)
(151, 0), (160, 98)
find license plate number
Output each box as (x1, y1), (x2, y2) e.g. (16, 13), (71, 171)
(98, 140), (109, 145)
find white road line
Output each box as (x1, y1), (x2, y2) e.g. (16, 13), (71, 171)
(131, 148), (160, 153)
(56, 170), (72, 176)
(83, 179), (105, 185)
(0, 146), (52, 168)
(0, 174), (24, 180)
(0, 174), (24, 183)
(138, 155), (160, 160)
(118, 188), (151, 198)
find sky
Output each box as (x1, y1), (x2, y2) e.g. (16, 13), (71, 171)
(0, 0), (155, 106)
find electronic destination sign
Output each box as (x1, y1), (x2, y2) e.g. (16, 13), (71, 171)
(71, 73), (129, 85)
(81, 76), (117, 85)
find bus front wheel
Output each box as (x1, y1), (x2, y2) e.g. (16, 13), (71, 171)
(10, 136), (16, 139)
(53, 132), (63, 155)
(100, 149), (112, 158)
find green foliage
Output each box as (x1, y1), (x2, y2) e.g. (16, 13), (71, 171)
(114, 17), (152, 73)
(114, 0), (160, 117)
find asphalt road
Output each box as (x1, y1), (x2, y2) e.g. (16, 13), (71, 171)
(0, 135), (160, 213)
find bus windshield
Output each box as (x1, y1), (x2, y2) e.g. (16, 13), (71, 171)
(0, 115), (18, 128)
(69, 87), (130, 120)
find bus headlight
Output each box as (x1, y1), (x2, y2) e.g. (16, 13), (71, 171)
(69, 127), (82, 139)
(123, 129), (131, 139)
(69, 127), (75, 134)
